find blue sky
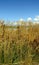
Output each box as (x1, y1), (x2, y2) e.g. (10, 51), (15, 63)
(0, 0), (39, 21)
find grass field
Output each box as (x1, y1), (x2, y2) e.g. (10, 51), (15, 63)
(0, 21), (39, 65)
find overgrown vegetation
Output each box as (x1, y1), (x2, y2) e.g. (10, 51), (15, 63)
(0, 21), (39, 65)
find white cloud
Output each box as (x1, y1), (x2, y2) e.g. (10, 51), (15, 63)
(27, 17), (32, 21)
(13, 16), (39, 26)
(11, 16), (39, 25)
(19, 18), (24, 21)
(36, 16), (39, 19)
(34, 16), (39, 22)
(34, 18), (38, 21)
